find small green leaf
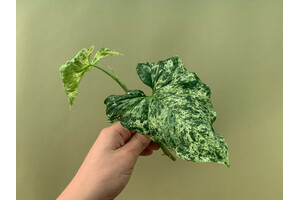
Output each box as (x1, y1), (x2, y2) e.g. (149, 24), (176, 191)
(59, 46), (94, 107)
(91, 48), (123, 65)
(59, 46), (123, 108)
(105, 56), (230, 167)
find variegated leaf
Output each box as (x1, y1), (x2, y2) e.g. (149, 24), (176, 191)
(105, 56), (229, 167)
(59, 46), (122, 107)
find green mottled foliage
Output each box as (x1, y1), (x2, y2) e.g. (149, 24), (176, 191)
(59, 47), (229, 166)
(59, 46), (122, 107)
(105, 56), (229, 166)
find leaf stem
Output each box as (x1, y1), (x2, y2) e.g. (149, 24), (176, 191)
(92, 65), (129, 93)
(158, 142), (176, 161)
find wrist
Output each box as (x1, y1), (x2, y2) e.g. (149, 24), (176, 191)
(58, 165), (109, 200)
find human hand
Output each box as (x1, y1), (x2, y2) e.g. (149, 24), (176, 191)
(57, 122), (160, 200)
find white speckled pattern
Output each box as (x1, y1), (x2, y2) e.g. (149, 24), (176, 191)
(105, 56), (229, 167)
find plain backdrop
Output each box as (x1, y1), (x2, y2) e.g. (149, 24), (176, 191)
(17, 0), (282, 199)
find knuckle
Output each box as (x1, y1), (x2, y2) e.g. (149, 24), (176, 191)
(136, 135), (150, 148)
(100, 127), (110, 135)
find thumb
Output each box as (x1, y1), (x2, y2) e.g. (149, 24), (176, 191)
(123, 133), (152, 156)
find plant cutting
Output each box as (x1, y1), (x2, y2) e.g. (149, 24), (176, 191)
(59, 46), (230, 167)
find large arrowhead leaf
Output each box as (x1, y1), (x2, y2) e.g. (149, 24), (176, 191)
(59, 46), (122, 107)
(104, 56), (229, 167)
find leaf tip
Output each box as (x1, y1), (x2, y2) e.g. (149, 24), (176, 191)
(225, 160), (230, 168)
(88, 45), (95, 52)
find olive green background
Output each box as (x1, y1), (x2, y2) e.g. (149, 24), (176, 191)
(17, 0), (282, 199)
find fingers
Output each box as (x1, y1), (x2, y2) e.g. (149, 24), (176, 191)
(108, 122), (132, 143)
(98, 122), (132, 150)
(123, 132), (152, 156)
(148, 141), (160, 150)
(140, 141), (160, 156)
(140, 148), (153, 156)
(105, 123), (160, 157)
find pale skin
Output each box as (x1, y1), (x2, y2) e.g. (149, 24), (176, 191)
(57, 122), (160, 200)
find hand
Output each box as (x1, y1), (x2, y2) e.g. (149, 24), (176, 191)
(57, 122), (160, 200)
